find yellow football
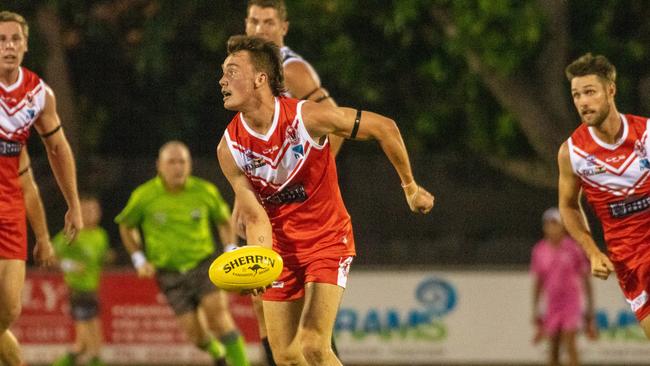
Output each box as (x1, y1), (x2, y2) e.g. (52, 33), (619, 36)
(209, 246), (283, 291)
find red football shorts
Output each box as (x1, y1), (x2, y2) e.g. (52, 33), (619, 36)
(263, 255), (354, 301)
(617, 260), (650, 321)
(0, 215), (27, 260)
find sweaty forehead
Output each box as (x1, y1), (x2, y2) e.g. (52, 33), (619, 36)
(248, 6), (281, 21)
(0, 21), (23, 35)
(224, 51), (250, 68)
(571, 75), (602, 90)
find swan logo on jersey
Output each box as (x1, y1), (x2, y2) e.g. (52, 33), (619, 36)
(634, 140), (650, 171)
(243, 149), (267, 174)
(286, 125), (299, 144)
(580, 155), (606, 176)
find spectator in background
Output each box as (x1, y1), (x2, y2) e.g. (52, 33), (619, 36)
(531, 207), (596, 366)
(52, 195), (112, 366)
(115, 141), (249, 366)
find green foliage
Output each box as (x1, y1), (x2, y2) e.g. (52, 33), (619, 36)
(8, 0), (650, 160)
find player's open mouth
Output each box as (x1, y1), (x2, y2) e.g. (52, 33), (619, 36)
(222, 90), (232, 100)
(2, 55), (16, 61)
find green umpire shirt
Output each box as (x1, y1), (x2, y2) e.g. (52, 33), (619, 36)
(114, 176), (230, 272)
(53, 227), (110, 292)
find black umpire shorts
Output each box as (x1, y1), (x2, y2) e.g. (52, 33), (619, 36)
(69, 291), (100, 321)
(155, 254), (220, 315)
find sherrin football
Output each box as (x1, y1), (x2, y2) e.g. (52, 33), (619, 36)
(209, 246), (283, 291)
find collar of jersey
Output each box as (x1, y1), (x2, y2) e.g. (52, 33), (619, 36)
(240, 97), (280, 142)
(588, 113), (628, 151)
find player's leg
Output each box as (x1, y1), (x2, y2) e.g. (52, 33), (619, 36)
(561, 329), (579, 366)
(639, 316), (650, 339)
(547, 332), (561, 366)
(86, 317), (105, 366)
(299, 282), (344, 366)
(0, 259), (26, 366)
(252, 294), (276, 365)
(0, 330), (22, 366)
(200, 290), (249, 366)
(263, 298), (308, 366)
(177, 310), (227, 366)
(156, 269), (228, 366)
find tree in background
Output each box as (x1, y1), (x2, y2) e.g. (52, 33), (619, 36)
(5, 0), (650, 188)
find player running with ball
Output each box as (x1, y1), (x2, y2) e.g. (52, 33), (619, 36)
(217, 35), (434, 366)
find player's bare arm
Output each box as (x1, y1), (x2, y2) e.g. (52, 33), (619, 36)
(557, 142), (614, 279)
(216, 216), (238, 252)
(301, 101), (434, 213)
(284, 61), (345, 157)
(118, 224), (156, 278)
(217, 137), (273, 248)
(19, 149), (55, 267)
(34, 87), (83, 240)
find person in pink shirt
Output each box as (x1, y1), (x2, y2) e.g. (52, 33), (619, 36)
(531, 207), (595, 366)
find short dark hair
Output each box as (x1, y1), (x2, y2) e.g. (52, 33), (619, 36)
(227, 35), (285, 96)
(0, 11), (29, 39)
(247, 0), (288, 21)
(565, 53), (616, 84)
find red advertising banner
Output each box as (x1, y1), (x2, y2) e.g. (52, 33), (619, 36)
(14, 270), (262, 364)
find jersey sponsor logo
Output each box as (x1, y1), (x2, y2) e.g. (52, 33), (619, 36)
(243, 149), (267, 174)
(635, 140), (650, 171)
(263, 145), (279, 154)
(291, 144), (304, 159)
(580, 154), (606, 176)
(608, 195), (650, 218)
(265, 184), (307, 205)
(0, 139), (22, 156)
(605, 154), (627, 163)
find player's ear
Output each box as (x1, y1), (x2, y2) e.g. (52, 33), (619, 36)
(254, 72), (267, 89)
(281, 21), (289, 37)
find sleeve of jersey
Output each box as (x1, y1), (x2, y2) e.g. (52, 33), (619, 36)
(114, 190), (144, 227)
(206, 184), (231, 225)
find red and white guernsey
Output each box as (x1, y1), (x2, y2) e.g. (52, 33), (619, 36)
(0, 67), (47, 218)
(224, 97), (355, 265)
(568, 114), (650, 267)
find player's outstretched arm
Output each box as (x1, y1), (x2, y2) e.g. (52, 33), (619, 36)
(557, 142), (613, 279)
(19, 149), (55, 267)
(301, 102), (434, 214)
(34, 87), (82, 241)
(217, 137), (273, 249)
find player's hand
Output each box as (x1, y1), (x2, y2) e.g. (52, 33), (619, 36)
(403, 182), (434, 214)
(33, 237), (56, 268)
(136, 262), (156, 278)
(241, 286), (268, 296)
(588, 250), (614, 280)
(64, 206), (84, 243)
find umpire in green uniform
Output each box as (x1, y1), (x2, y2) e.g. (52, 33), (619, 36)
(115, 141), (249, 366)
